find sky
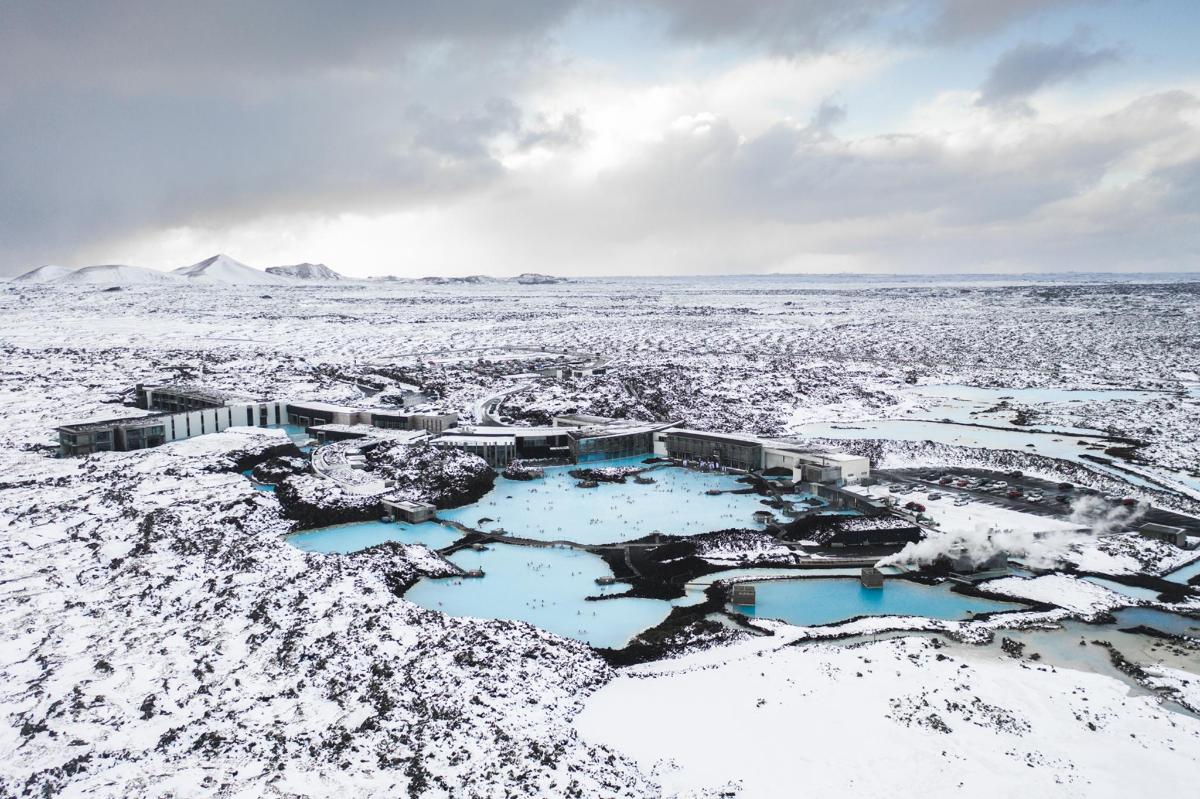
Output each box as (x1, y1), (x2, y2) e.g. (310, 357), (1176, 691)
(2, 0), (1198, 278)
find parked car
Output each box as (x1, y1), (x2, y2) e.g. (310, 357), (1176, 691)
(928, 492), (942, 500)
(1057, 482), (1074, 491)
(1056, 494), (1071, 504)
(1121, 497), (1138, 507)
(1007, 489), (1023, 499)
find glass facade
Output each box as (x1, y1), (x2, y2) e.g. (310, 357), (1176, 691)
(664, 432), (762, 471)
(569, 430), (653, 462)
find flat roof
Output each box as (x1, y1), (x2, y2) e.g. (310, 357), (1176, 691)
(370, 409), (456, 419)
(308, 424), (428, 441)
(434, 434), (516, 446)
(384, 498), (436, 511)
(797, 452), (869, 464)
(663, 428), (764, 447)
(570, 422), (673, 440)
(58, 412), (167, 432)
(553, 413), (618, 425)
(455, 425), (570, 438)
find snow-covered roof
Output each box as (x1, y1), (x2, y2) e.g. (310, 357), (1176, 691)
(797, 452), (870, 464)
(455, 425), (568, 438)
(570, 422), (675, 440)
(370, 408), (457, 419)
(662, 427), (764, 446)
(309, 424), (427, 442)
(58, 411), (165, 432)
(434, 434), (516, 446)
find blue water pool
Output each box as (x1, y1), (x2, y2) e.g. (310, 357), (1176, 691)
(1165, 557), (1200, 585)
(288, 520), (461, 553)
(405, 543), (675, 649)
(1082, 577), (1162, 603)
(241, 468), (276, 492)
(435, 457), (782, 544)
(1113, 607), (1200, 637)
(268, 423), (312, 445)
(729, 577), (1024, 627)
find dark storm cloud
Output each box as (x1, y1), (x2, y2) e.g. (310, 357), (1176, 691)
(978, 34), (1121, 107)
(0, 0), (1148, 274)
(923, 0), (1094, 43)
(640, 0), (1094, 52)
(0, 1), (576, 91)
(0, 2), (585, 272)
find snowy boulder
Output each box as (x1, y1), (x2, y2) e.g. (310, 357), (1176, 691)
(502, 463), (544, 481)
(275, 473), (381, 529)
(155, 428), (300, 476)
(250, 455), (309, 484)
(368, 442), (495, 508)
(568, 466), (641, 484)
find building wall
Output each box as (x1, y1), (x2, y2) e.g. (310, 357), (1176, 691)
(61, 400), (290, 457)
(432, 439), (516, 467)
(664, 432), (762, 471)
(286, 403), (356, 427)
(370, 411), (457, 434)
(569, 430), (653, 462)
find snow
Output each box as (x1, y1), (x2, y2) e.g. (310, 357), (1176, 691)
(1, 429), (646, 797)
(1141, 665), (1200, 714)
(172, 254), (293, 285)
(983, 574), (1135, 616)
(58, 264), (185, 284)
(266, 262), (345, 280)
(2, 274), (1199, 796)
(576, 635), (1200, 798)
(8, 264), (75, 283)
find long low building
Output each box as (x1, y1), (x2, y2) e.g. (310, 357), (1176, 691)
(652, 427), (870, 486)
(60, 384), (871, 488)
(658, 429), (763, 471)
(450, 425), (574, 461)
(568, 421), (676, 462)
(431, 434), (517, 466)
(61, 384), (455, 457)
(305, 424), (430, 445)
(58, 398), (287, 457)
(285, 401), (457, 434)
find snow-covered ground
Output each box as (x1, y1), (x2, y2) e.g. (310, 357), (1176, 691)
(576, 635), (1200, 798)
(3, 275), (1200, 796)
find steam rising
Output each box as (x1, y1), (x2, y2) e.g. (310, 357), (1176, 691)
(880, 495), (1146, 570)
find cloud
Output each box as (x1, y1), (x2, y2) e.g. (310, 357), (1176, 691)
(978, 33), (1122, 109)
(0, 1), (1193, 276)
(641, 0), (1088, 54)
(924, 0), (1094, 43)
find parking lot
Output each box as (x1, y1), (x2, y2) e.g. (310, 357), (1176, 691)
(875, 466), (1200, 536)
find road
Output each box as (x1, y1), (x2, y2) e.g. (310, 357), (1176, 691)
(472, 381), (534, 426)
